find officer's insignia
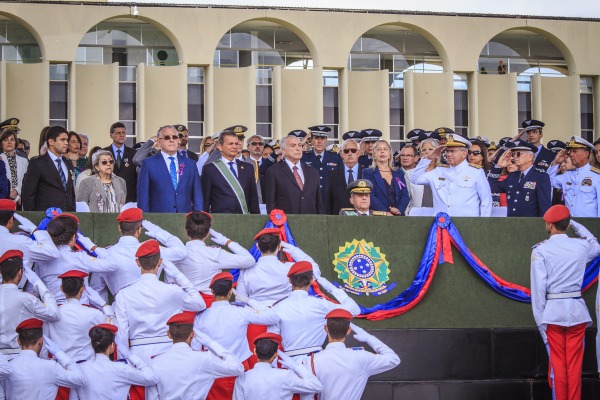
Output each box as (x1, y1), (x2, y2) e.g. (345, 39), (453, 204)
(468, 163), (482, 169)
(233, 126), (243, 134)
(446, 135), (454, 143)
(332, 239), (396, 296)
(10, 119), (17, 125)
(438, 128), (446, 134)
(582, 178), (592, 186)
(366, 130), (373, 135)
(523, 181), (537, 189)
(591, 167), (600, 174)
(177, 126), (184, 132)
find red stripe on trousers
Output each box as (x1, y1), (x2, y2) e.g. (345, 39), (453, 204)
(207, 358), (250, 400)
(55, 386), (70, 400)
(546, 323), (587, 400)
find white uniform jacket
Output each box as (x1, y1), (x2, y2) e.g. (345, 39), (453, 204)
(0, 226), (59, 265)
(547, 163), (600, 217)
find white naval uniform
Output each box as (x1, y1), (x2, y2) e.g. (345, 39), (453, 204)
(114, 274), (205, 361)
(44, 298), (109, 362)
(191, 300), (280, 361)
(5, 349), (86, 400)
(146, 342), (244, 400)
(76, 353), (159, 400)
(90, 233), (188, 300)
(530, 222), (600, 344)
(411, 158), (492, 217)
(0, 354), (11, 381)
(175, 240), (255, 294)
(0, 226), (59, 265)
(309, 340), (400, 400)
(270, 290), (360, 353)
(547, 163), (600, 217)
(232, 361), (323, 400)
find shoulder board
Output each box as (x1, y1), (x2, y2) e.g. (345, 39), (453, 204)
(590, 167), (600, 174)
(340, 208), (354, 210)
(534, 168), (546, 173)
(371, 211), (388, 216)
(272, 296), (289, 306)
(76, 360), (88, 364)
(468, 163), (483, 169)
(231, 301), (246, 307)
(150, 353), (165, 359)
(532, 240), (546, 249)
(435, 163), (449, 168)
(351, 347), (365, 351)
(114, 359), (128, 364)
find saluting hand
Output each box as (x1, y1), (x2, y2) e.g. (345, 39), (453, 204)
(426, 146), (445, 161)
(495, 150), (513, 169)
(350, 323), (370, 343)
(13, 213), (37, 234)
(552, 149), (567, 166)
(209, 229), (230, 246)
(42, 335), (60, 356)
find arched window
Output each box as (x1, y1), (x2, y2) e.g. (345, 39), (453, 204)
(0, 15), (41, 63)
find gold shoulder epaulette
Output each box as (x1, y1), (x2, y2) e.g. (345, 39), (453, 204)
(371, 211), (388, 216)
(435, 163), (449, 168)
(469, 163), (483, 169)
(591, 167), (600, 174)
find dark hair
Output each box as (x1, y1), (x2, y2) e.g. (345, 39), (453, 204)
(257, 234), (280, 254)
(87, 146), (103, 170)
(469, 140), (491, 171)
(554, 217), (571, 232)
(0, 210), (14, 226)
(327, 318), (351, 340)
(400, 144), (418, 156)
(119, 221), (142, 236)
(110, 122), (126, 134)
(0, 130), (17, 146)
(169, 324), (193, 343)
(18, 138), (30, 149)
(61, 277), (84, 298)
(289, 270), (313, 289)
(263, 145), (274, 153)
(211, 279), (232, 297)
(45, 126), (68, 145)
(38, 126), (50, 153)
(89, 326), (115, 354)
(138, 253), (161, 271)
(47, 217), (78, 246)
(19, 328), (43, 347)
(0, 257), (23, 281)
(185, 211), (211, 240)
(68, 131), (82, 149)
(254, 338), (279, 361)
(218, 131), (237, 146)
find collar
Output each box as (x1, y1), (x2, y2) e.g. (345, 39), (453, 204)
(59, 245), (73, 252)
(112, 144), (124, 152)
(187, 239), (206, 247)
(48, 151), (62, 163)
(139, 273), (158, 281)
(0, 226), (8, 234)
(284, 158), (301, 170)
(211, 300), (230, 308)
(161, 151), (178, 163)
(345, 164), (358, 172)
(94, 353), (111, 362)
(450, 159), (468, 171)
(119, 236), (140, 245)
(65, 297), (82, 305)
(325, 342), (346, 350)
(313, 150), (324, 158)
(172, 342), (190, 350)
(19, 349), (37, 358)
(253, 362), (273, 370)
(290, 290), (309, 297)
(574, 163), (591, 173)
(521, 165), (533, 176)
(259, 255), (279, 261)
(1, 283), (18, 290)
(221, 156), (236, 164)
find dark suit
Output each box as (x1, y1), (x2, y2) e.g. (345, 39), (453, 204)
(21, 153), (76, 211)
(358, 154), (373, 169)
(137, 153), (203, 213)
(362, 167), (410, 214)
(533, 146), (555, 172)
(180, 149), (199, 162)
(104, 145), (138, 203)
(325, 165), (364, 215)
(0, 160), (8, 199)
(301, 150), (342, 197)
(201, 159), (259, 214)
(265, 161), (324, 215)
(488, 166), (551, 217)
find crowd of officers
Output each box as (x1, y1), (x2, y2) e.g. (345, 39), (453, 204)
(0, 201), (400, 399)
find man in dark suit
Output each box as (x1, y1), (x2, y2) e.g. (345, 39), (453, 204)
(21, 126), (76, 211)
(175, 124), (199, 161)
(325, 139), (363, 215)
(104, 122), (137, 203)
(265, 135), (324, 215)
(137, 125), (203, 213)
(301, 126), (341, 198)
(522, 119), (554, 172)
(201, 131), (259, 214)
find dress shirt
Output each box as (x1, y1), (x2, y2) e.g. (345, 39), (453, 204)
(284, 159), (304, 184)
(345, 164), (359, 185)
(47, 151), (69, 184)
(221, 156), (238, 176)
(161, 151), (180, 184)
(547, 163), (600, 217)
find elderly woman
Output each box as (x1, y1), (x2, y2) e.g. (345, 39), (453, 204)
(362, 140), (409, 215)
(0, 130), (28, 205)
(76, 149), (126, 212)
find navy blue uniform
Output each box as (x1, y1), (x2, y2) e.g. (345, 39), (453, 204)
(488, 166), (552, 217)
(358, 154), (373, 169)
(533, 145), (555, 172)
(301, 150), (341, 197)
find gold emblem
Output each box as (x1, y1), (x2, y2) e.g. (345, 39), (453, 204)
(10, 119), (17, 125)
(438, 128), (446, 134)
(177, 126), (184, 132)
(234, 126), (243, 133)
(446, 134), (454, 143)
(358, 180), (366, 187)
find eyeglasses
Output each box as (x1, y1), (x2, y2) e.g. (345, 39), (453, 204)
(160, 135), (178, 141)
(468, 150), (482, 156)
(342, 148), (358, 154)
(512, 151), (532, 158)
(249, 142), (264, 146)
(100, 159), (115, 166)
(400, 154), (415, 157)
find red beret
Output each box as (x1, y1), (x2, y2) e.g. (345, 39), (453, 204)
(116, 208), (143, 223)
(0, 199), (16, 211)
(209, 272), (234, 288)
(135, 240), (160, 258)
(185, 211), (212, 221)
(325, 309), (353, 320)
(91, 323), (118, 335)
(543, 205), (570, 224)
(54, 213), (79, 224)
(287, 261), (313, 277)
(16, 318), (43, 332)
(57, 270), (89, 279)
(253, 332), (282, 346)
(166, 311), (196, 325)
(0, 250), (23, 264)
(254, 228), (281, 241)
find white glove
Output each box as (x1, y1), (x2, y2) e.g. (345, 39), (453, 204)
(277, 349), (311, 378)
(350, 323), (370, 343)
(115, 332), (131, 359)
(85, 286), (107, 308)
(195, 331), (228, 358)
(102, 304), (115, 320)
(13, 213), (37, 234)
(232, 288), (249, 304)
(142, 220), (159, 238)
(209, 229), (229, 246)
(22, 264), (41, 286)
(280, 241), (296, 253)
(43, 335), (60, 356)
(77, 233), (97, 251)
(316, 276), (336, 293)
(162, 261), (180, 279)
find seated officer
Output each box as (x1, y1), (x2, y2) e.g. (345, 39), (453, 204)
(339, 179), (388, 216)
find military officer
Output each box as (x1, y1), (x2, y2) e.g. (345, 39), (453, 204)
(342, 130), (362, 143)
(547, 140), (566, 153)
(521, 119), (554, 172)
(308, 309), (400, 400)
(357, 129), (382, 168)
(339, 179), (388, 216)
(406, 128), (426, 145)
(530, 205), (600, 400)
(488, 140), (552, 217)
(547, 136), (600, 217)
(174, 124), (199, 161)
(469, 135), (491, 148)
(0, 118), (27, 159)
(433, 127), (453, 146)
(411, 134), (492, 217)
(302, 126), (342, 197)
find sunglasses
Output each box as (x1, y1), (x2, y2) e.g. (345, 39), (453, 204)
(342, 148), (358, 154)
(249, 142), (264, 146)
(512, 151), (532, 158)
(100, 159), (115, 166)
(160, 135), (178, 141)
(468, 150), (483, 156)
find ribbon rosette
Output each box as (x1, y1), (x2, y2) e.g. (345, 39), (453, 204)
(178, 163), (185, 176)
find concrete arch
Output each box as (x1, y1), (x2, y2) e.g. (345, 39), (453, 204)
(0, 11), (45, 62)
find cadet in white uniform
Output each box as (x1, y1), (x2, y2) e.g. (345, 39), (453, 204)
(76, 324), (159, 400)
(530, 205), (600, 400)
(233, 332), (323, 400)
(546, 136), (600, 217)
(175, 211), (255, 306)
(411, 134), (492, 217)
(308, 309), (400, 400)
(4, 318), (87, 399)
(147, 312), (244, 400)
(192, 272), (280, 399)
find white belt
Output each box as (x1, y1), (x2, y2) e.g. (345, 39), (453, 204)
(546, 291), (582, 300)
(129, 336), (171, 347)
(285, 346), (322, 357)
(0, 348), (20, 356)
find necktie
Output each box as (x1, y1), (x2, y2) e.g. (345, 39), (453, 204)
(168, 156), (178, 189)
(519, 172), (525, 184)
(253, 160), (259, 183)
(293, 166), (304, 191)
(180, 150), (188, 159)
(228, 161), (238, 178)
(56, 158), (67, 189)
(347, 168), (354, 185)
(317, 154), (322, 164)
(116, 149), (122, 168)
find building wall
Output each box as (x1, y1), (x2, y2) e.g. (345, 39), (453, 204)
(0, 3), (599, 153)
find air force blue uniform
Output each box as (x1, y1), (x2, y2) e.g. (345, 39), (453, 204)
(533, 146), (555, 172)
(301, 150), (341, 197)
(488, 166), (552, 217)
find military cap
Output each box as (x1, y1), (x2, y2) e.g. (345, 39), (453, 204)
(254, 228), (281, 241)
(521, 119), (545, 132)
(54, 213), (79, 224)
(0, 118), (20, 132)
(543, 205), (570, 223)
(57, 270), (89, 279)
(470, 136), (491, 147)
(185, 210), (212, 221)
(287, 261), (313, 277)
(174, 124), (188, 133)
(211, 132), (221, 140)
(224, 125), (248, 138)
(287, 130), (308, 139)
(91, 324), (118, 335)
(116, 207), (143, 223)
(269, 139), (280, 149)
(418, 131), (441, 142)
(16, 318), (43, 332)
(433, 127), (454, 138)
(342, 131), (362, 141)
(347, 179), (373, 194)
(308, 126), (331, 138)
(209, 271), (234, 288)
(406, 129), (425, 142)
(511, 140), (538, 153)
(444, 134), (471, 148)
(498, 137), (513, 148)
(360, 129), (382, 142)
(488, 142), (497, 151)
(565, 136), (593, 151)
(325, 309), (353, 320)
(253, 332), (282, 346)
(135, 239), (160, 258)
(0, 199), (16, 211)
(0, 250), (23, 264)
(547, 140), (567, 153)
(166, 311), (196, 326)
(326, 144), (339, 153)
